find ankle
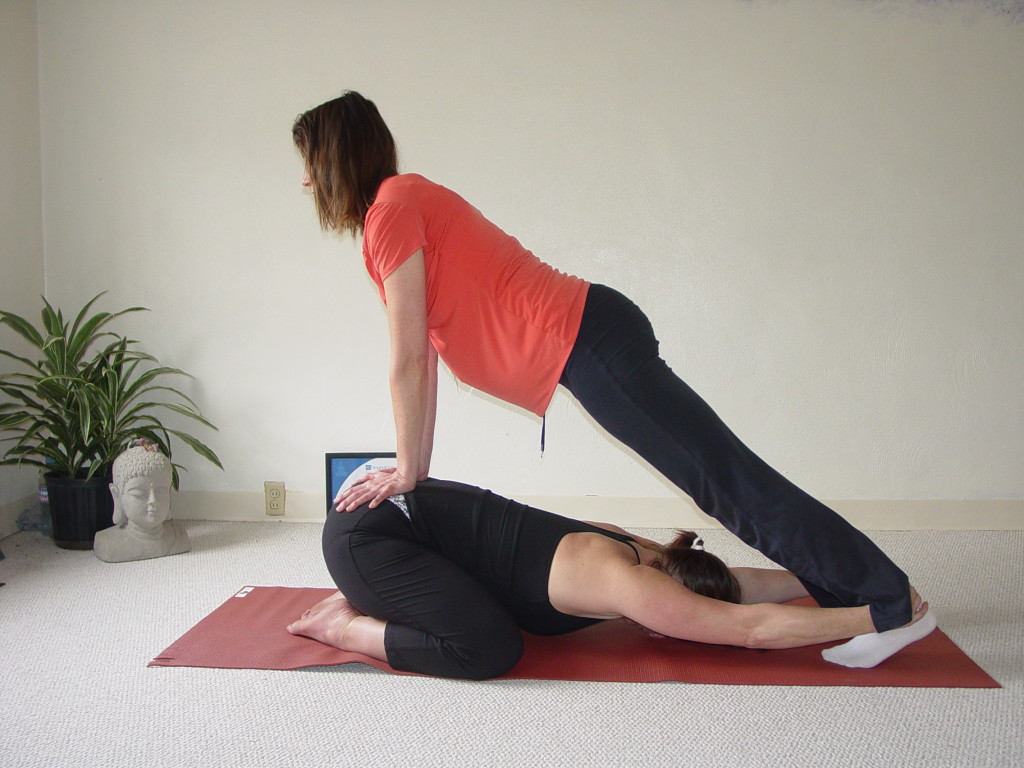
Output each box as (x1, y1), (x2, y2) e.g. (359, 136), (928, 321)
(337, 614), (358, 647)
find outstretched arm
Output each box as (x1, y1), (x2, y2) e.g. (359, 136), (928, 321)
(730, 567), (810, 605)
(336, 250), (435, 511)
(586, 562), (884, 650)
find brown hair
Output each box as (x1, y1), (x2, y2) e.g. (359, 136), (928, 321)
(656, 530), (741, 603)
(292, 91), (398, 236)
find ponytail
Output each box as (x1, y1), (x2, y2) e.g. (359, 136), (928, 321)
(658, 530), (741, 603)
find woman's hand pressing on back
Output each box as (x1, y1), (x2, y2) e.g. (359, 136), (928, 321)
(334, 467), (417, 512)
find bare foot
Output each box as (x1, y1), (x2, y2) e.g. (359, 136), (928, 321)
(287, 591), (363, 650)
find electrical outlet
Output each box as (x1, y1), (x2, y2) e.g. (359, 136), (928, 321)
(264, 481), (285, 516)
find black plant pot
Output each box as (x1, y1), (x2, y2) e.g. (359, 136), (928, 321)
(46, 472), (115, 550)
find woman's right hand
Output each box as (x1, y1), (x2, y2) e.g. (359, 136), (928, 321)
(333, 467), (417, 512)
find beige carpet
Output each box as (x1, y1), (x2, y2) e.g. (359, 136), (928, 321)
(2, 520), (1021, 768)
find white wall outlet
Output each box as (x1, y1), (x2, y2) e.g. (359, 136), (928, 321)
(264, 481), (285, 516)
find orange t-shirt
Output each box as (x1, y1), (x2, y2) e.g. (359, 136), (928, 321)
(362, 174), (589, 416)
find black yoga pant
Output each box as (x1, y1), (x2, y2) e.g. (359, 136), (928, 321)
(321, 500), (523, 680)
(560, 283), (912, 632)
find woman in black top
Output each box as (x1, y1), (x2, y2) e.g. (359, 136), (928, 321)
(289, 479), (932, 680)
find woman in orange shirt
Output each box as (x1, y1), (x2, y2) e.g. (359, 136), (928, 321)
(292, 91), (933, 668)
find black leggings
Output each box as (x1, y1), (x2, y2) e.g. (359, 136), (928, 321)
(321, 501), (523, 680)
(560, 284), (911, 632)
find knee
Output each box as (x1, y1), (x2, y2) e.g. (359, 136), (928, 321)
(450, 626), (524, 681)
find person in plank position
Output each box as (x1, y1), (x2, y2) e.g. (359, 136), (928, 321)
(294, 92), (933, 670)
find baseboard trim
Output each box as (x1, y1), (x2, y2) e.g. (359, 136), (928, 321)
(523, 496), (1024, 531)
(172, 490), (328, 523)
(170, 491), (1024, 531)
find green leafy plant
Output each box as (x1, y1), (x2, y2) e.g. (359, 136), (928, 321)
(0, 292), (222, 487)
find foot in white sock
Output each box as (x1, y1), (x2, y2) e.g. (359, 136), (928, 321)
(822, 610), (937, 669)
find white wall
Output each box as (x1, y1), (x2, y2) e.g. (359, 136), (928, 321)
(0, 0), (45, 532)
(29, 0), (1024, 523)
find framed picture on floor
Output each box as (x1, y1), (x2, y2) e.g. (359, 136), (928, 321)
(324, 452), (397, 513)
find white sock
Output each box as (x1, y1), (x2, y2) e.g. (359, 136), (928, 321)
(821, 610), (937, 669)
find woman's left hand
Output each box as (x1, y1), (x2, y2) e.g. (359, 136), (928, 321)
(334, 467), (417, 512)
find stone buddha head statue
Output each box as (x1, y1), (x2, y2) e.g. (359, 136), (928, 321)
(94, 438), (189, 562)
(110, 439), (173, 533)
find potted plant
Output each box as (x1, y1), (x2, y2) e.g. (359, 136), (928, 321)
(0, 293), (222, 548)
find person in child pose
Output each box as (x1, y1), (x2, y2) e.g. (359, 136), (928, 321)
(289, 480), (933, 680)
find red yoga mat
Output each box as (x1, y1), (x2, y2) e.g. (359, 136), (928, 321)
(148, 586), (999, 687)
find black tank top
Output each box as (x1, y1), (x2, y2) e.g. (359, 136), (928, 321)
(405, 479), (638, 635)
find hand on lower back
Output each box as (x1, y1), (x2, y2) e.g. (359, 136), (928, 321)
(334, 468), (416, 512)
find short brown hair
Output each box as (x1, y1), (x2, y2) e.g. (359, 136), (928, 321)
(292, 91), (398, 235)
(657, 530), (741, 603)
